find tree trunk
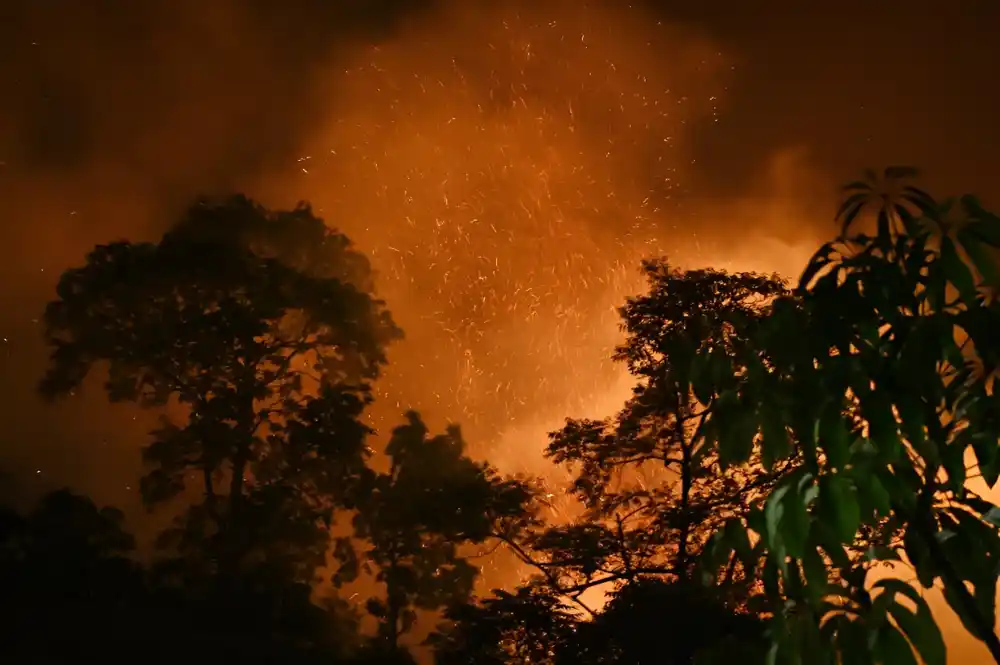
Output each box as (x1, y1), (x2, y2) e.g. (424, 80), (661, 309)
(675, 421), (694, 579)
(385, 550), (401, 653)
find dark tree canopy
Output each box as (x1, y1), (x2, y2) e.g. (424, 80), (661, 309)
(0, 490), (366, 665)
(433, 261), (787, 665)
(340, 411), (536, 656)
(537, 260), (790, 596)
(39, 196), (402, 584)
(700, 170), (1000, 665)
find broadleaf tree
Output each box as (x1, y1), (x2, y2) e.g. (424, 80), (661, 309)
(533, 262), (792, 596)
(435, 261), (794, 664)
(39, 195), (401, 586)
(339, 410), (537, 657)
(698, 168), (1000, 665)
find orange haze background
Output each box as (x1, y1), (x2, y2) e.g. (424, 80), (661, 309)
(1, 0), (998, 661)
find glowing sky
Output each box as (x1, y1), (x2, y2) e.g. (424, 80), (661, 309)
(0, 0), (998, 660)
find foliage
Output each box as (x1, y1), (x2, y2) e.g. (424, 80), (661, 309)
(429, 585), (578, 665)
(563, 578), (767, 665)
(530, 261), (790, 603)
(338, 411), (537, 654)
(431, 578), (767, 665)
(0, 490), (363, 664)
(39, 196), (401, 583)
(699, 168), (1000, 665)
(432, 261), (789, 663)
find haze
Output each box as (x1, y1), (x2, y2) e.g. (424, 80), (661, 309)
(1, 0), (997, 660)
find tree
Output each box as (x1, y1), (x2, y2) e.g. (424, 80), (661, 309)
(0, 490), (143, 662)
(561, 578), (767, 665)
(429, 585), (578, 665)
(524, 261), (790, 602)
(699, 168), (1000, 665)
(39, 195), (401, 586)
(339, 410), (536, 657)
(0, 489), (366, 664)
(432, 262), (791, 664)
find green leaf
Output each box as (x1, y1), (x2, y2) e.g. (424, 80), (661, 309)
(902, 527), (936, 588)
(719, 402), (756, 467)
(836, 618), (874, 665)
(818, 402), (850, 470)
(940, 440), (968, 494)
(855, 470), (892, 519)
(958, 227), (1000, 290)
(940, 236), (978, 307)
(983, 506), (1000, 528)
(813, 521), (852, 570)
(923, 260), (946, 311)
(819, 474), (861, 543)
(799, 243), (838, 291)
(875, 623), (919, 665)
(894, 397), (932, 463)
(946, 507), (1000, 562)
(781, 478), (813, 559)
(690, 348), (715, 404)
(942, 583), (987, 641)
(724, 518), (756, 570)
(762, 557), (781, 599)
(860, 391), (900, 461)
(872, 578), (931, 611)
(837, 192), (872, 236)
(964, 216), (1000, 248)
(801, 544), (828, 605)
(877, 208), (892, 245)
(972, 432), (1000, 489)
(974, 579), (997, 636)
(761, 402), (792, 470)
(879, 466), (917, 513)
(765, 484), (791, 557)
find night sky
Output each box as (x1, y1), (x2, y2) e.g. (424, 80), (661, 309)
(0, 1), (997, 659)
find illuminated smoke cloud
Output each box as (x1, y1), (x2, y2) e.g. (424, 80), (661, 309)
(259, 1), (733, 471)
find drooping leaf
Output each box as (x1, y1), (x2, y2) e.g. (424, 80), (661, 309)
(875, 622), (919, 665)
(940, 236), (978, 307)
(854, 469), (892, 519)
(818, 402), (850, 470)
(781, 477), (813, 560)
(837, 192), (873, 237)
(818, 475), (861, 543)
(957, 228), (1000, 291)
(965, 217), (1000, 249)
(765, 484), (791, 559)
(761, 402), (792, 470)
(801, 544), (828, 605)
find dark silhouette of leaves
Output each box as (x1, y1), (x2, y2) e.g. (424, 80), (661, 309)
(344, 410), (537, 654)
(699, 173), (1000, 664)
(39, 195), (401, 586)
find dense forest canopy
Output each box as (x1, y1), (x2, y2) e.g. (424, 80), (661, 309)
(4, 171), (1000, 665)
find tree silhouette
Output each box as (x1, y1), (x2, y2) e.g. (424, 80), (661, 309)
(431, 261), (789, 664)
(429, 585), (578, 665)
(529, 261), (791, 600)
(39, 195), (401, 586)
(700, 170), (1000, 665)
(561, 578), (767, 665)
(0, 490), (141, 662)
(0, 489), (367, 664)
(339, 411), (536, 657)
